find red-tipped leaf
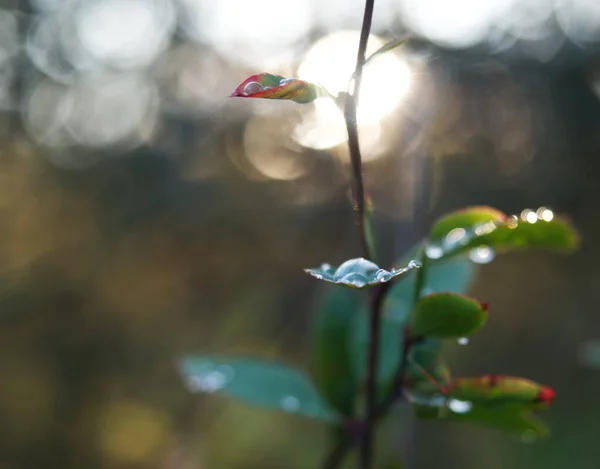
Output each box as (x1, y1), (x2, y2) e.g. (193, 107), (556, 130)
(230, 73), (332, 104)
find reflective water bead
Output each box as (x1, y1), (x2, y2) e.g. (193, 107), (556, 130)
(468, 246), (496, 264)
(425, 244), (444, 259)
(445, 227), (466, 246)
(332, 258), (379, 282)
(279, 78), (296, 86)
(338, 272), (369, 288)
(280, 395), (301, 412)
(448, 399), (472, 414)
(374, 269), (392, 282)
(242, 81), (264, 95)
(536, 207), (554, 222)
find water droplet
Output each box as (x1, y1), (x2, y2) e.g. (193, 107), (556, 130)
(339, 272), (369, 288)
(408, 259), (422, 269)
(333, 258), (379, 282)
(448, 399), (472, 414)
(506, 215), (519, 229)
(457, 337), (469, 345)
(279, 77), (295, 86)
(474, 221), (496, 236)
(468, 246), (496, 264)
(425, 244), (443, 259)
(242, 81), (264, 95)
(445, 228), (466, 246)
(374, 269), (392, 282)
(320, 263), (332, 271)
(536, 207), (554, 222)
(280, 395), (301, 412)
(520, 209), (537, 224)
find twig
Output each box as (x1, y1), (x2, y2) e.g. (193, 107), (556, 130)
(344, 0), (376, 263)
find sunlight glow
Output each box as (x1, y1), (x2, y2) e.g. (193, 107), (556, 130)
(399, 0), (510, 48)
(298, 31), (412, 125)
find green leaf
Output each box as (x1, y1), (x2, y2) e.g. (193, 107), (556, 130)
(349, 313), (404, 399)
(305, 258), (421, 290)
(429, 206), (507, 240)
(311, 286), (363, 416)
(410, 293), (488, 338)
(179, 356), (339, 421)
(449, 376), (555, 406)
(230, 73), (332, 103)
(406, 338), (451, 394)
(426, 206), (579, 261)
(386, 249), (476, 321)
(364, 34), (411, 67)
(414, 401), (549, 440)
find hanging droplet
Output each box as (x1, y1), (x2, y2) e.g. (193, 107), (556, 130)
(468, 246), (496, 264)
(408, 259), (422, 269)
(242, 81), (264, 95)
(448, 399), (472, 414)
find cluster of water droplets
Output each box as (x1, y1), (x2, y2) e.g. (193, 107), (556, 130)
(425, 221), (497, 264)
(183, 360), (236, 393)
(241, 77), (296, 96)
(306, 257), (421, 288)
(424, 207), (555, 265)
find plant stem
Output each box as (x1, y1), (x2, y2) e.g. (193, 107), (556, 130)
(342, 1), (377, 468)
(344, 0), (376, 263)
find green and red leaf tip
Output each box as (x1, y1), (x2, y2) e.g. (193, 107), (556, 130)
(535, 386), (555, 404)
(449, 375), (554, 406)
(230, 73), (332, 104)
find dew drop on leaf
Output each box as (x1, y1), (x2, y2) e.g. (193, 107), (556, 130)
(520, 209), (538, 224)
(425, 244), (444, 259)
(536, 207), (554, 222)
(279, 78), (295, 86)
(338, 272), (369, 288)
(374, 269), (392, 282)
(506, 215), (519, 229)
(332, 258), (379, 282)
(242, 81), (264, 95)
(280, 395), (301, 412)
(446, 227), (467, 245)
(468, 246), (496, 264)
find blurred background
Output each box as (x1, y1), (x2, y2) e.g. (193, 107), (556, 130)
(0, 0), (599, 468)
